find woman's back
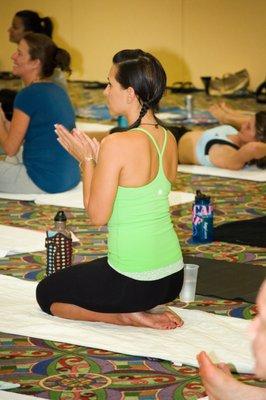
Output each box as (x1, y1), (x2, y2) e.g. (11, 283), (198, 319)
(178, 129), (206, 164)
(41, 49), (185, 330)
(108, 127), (182, 278)
(114, 126), (178, 188)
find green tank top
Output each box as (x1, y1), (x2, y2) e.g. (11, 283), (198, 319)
(107, 127), (183, 280)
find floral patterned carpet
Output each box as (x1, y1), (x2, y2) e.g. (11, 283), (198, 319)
(0, 171), (265, 399)
(0, 80), (265, 398)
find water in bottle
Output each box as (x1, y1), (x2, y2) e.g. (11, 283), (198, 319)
(185, 95), (193, 119)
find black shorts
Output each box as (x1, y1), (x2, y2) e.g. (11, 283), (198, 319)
(36, 257), (184, 314)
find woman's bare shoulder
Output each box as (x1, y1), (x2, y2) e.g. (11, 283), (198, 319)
(100, 130), (135, 151)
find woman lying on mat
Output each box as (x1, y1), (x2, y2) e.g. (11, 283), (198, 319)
(176, 110), (266, 170)
(36, 49), (184, 329)
(8, 9), (68, 91)
(197, 279), (266, 400)
(0, 33), (80, 194)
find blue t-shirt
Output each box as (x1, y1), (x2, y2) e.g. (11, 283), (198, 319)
(14, 82), (80, 193)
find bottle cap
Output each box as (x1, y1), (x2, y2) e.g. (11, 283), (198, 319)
(54, 211), (67, 222)
(195, 190), (211, 202)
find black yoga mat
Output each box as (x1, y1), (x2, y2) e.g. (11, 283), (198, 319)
(214, 216), (266, 248)
(184, 255), (266, 303)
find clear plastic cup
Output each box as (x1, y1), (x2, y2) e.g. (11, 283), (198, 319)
(179, 264), (199, 302)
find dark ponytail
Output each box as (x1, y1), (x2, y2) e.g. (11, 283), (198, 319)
(255, 157), (266, 169)
(40, 17), (53, 37)
(24, 33), (71, 78)
(55, 48), (71, 74)
(255, 111), (266, 143)
(15, 10), (53, 37)
(247, 111), (266, 169)
(128, 102), (150, 130)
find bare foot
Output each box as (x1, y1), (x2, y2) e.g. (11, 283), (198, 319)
(51, 303), (183, 329)
(197, 351), (266, 400)
(209, 103), (229, 124)
(219, 102), (252, 117)
(121, 310), (184, 330)
(209, 103), (252, 129)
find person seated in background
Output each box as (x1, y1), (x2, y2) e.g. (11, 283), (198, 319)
(197, 279), (266, 400)
(8, 9), (68, 90)
(176, 110), (266, 170)
(0, 33), (80, 194)
(0, 10), (68, 128)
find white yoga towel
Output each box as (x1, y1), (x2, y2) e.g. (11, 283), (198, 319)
(0, 387), (209, 400)
(75, 122), (115, 132)
(0, 225), (79, 257)
(178, 164), (266, 182)
(168, 191), (194, 206)
(35, 183), (83, 208)
(36, 189), (194, 208)
(0, 392), (208, 400)
(0, 183), (194, 208)
(0, 183), (83, 203)
(0, 392), (38, 400)
(0, 192), (36, 201)
(0, 275), (254, 374)
(0, 381), (20, 390)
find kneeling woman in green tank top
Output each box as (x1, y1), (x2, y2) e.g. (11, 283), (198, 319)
(36, 49), (184, 330)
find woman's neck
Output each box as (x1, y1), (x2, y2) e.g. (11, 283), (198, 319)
(23, 75), (50, 87)
(141, 114), (158, 125)
(126, 109), (157, 127)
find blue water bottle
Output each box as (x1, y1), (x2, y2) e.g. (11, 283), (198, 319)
(192, 190), (213, 243)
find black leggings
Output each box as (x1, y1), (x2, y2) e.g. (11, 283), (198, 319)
(36, 257), (184, 315)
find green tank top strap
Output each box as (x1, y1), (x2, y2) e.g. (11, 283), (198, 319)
(132, 127), (168, 160)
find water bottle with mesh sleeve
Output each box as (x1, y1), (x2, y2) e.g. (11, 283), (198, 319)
(45, 211), (72, 276)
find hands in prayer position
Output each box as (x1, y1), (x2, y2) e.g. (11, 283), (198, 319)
(55, 124), (100, 164)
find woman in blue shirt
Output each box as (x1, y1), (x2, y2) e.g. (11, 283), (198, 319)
(0, 33), (80, 193)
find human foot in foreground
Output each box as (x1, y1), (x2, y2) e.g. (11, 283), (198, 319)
(122, 309), (183, 329)
(51, 303), (184, 329)
(197, 351), (266, 400)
